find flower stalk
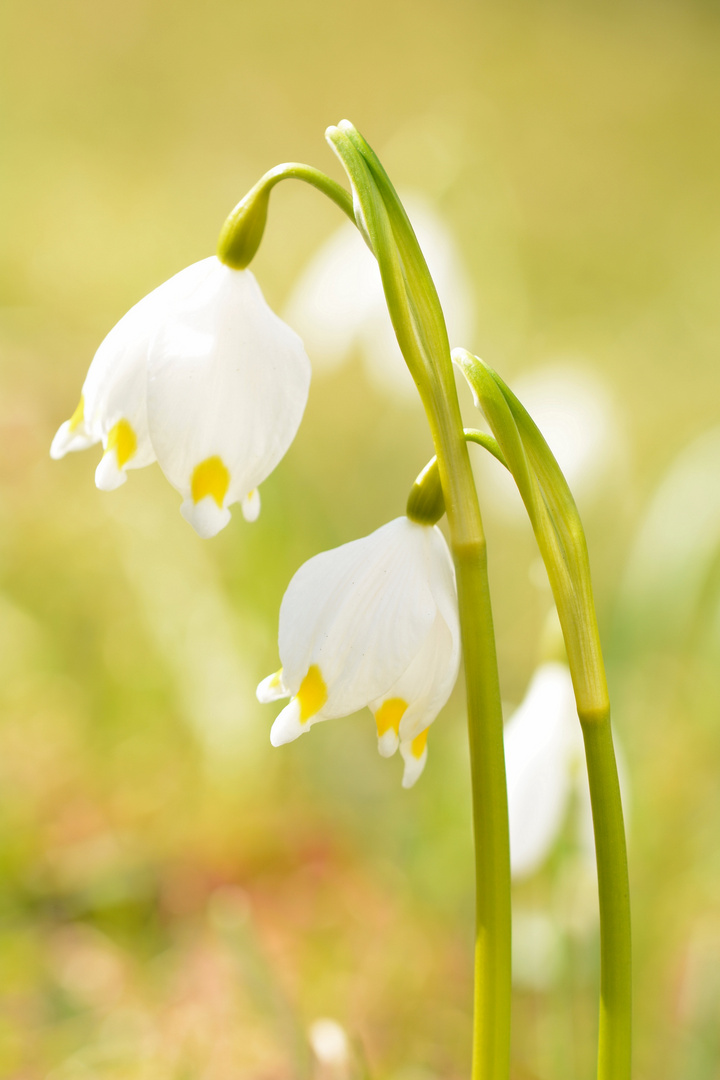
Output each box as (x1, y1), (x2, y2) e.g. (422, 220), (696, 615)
(326, 121), (512, 1080)
(455, 349), (632, 1080)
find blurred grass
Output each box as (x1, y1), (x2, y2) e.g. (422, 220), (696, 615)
(2, 0), (720, 1076)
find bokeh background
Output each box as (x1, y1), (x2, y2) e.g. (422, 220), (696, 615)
(2, 0), (720, 1076)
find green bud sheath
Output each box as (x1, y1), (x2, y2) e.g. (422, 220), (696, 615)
(406, 458), (445, 525)
(217, 181), (271, 270)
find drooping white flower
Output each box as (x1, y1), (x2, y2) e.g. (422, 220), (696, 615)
(284, 195), (475, 402)
(504, 661), (591, 879)
(257, 516), (461, 787)
(50, 257), (311, 538)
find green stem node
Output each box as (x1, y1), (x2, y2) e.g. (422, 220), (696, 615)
(217, 163), (354, 269)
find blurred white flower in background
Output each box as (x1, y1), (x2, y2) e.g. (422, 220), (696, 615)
(284, 194), (475, 401)
(505, 660), (592, 879)
(505, 655), (630, 880)
(618, 426), (720, 646)
(308, 1018), (351, 1073)
(511, 909), (564, 991)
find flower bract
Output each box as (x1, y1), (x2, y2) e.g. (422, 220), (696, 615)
(257, 516), (461, 787)
(50, 257), (311, 538)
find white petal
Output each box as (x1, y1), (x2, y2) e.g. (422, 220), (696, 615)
(269, 697), (325, 746)
(504, 662), (578, 878)
(95, 450), (128, 491)
(400, 736), (428, 788)
(241, 488), (261, 522)
(366, 526), (459, 746)
(376, 727), (399, 758)
(180, 496), (232, 539)
(50, 417), (94, 459)
(87, 263), (214, 449)
(51, 259), (217, 478)
(256, 669), (290, 704)
(278, 518), (441, 716)
(147, 262), (310, 537)
(370, 613), (457, 744)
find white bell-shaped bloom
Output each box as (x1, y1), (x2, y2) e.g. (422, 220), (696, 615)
(257, 516), (461, 787)
(50, 257), (311, 538)
(504, 661), (590, 878)
(284, 195), (475, 402)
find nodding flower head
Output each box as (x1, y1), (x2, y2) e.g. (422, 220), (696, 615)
(257, 516), (461, 787)
(50, 257), (310, 538)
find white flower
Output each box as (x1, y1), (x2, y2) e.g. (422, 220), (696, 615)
(257, 516), (461, 787)
(284, 194), (475, 402)
(504, 661), (591, 878)
(50, 257), (311, 538)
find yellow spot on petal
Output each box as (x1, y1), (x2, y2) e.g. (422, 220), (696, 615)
(268, 668), (283, 691)
(411, 728), (429, 759)
(374, 698), (408, 738)
(297, 664), (327, 724)
(191, 455), (230, 507)
(68, 396), (85, 432)
(105, 419), (137, 468)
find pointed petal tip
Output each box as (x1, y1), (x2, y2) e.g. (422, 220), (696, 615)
(241, 489), (261, 522)
(180, 497), (232, 539)
(95, 451), (128, 491)
(257, 669), (289, 704)
(270, 698), (306, 747)
(376, 728), (399, 758)
(400, 740), (428, 788)
(50, 420), (94, 460)
(401, 750), (427, 789)
(49, 423), (71, 460)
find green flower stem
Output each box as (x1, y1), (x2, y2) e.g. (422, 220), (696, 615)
(454, 350), (631, 1080)
(327, 122), (511, 1080)
(581, 708), (632, 1080)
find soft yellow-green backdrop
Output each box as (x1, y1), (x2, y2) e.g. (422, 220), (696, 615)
(2, 0), (720, 1077)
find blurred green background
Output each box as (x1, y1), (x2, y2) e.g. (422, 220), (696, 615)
(2, 0), (720, 1076)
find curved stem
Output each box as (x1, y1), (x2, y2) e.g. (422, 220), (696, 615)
(581, 710), (632, 1080)
(256, 162), (355, 220)
(464, 428), (508, 470)
(217, 163), (354, 268)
